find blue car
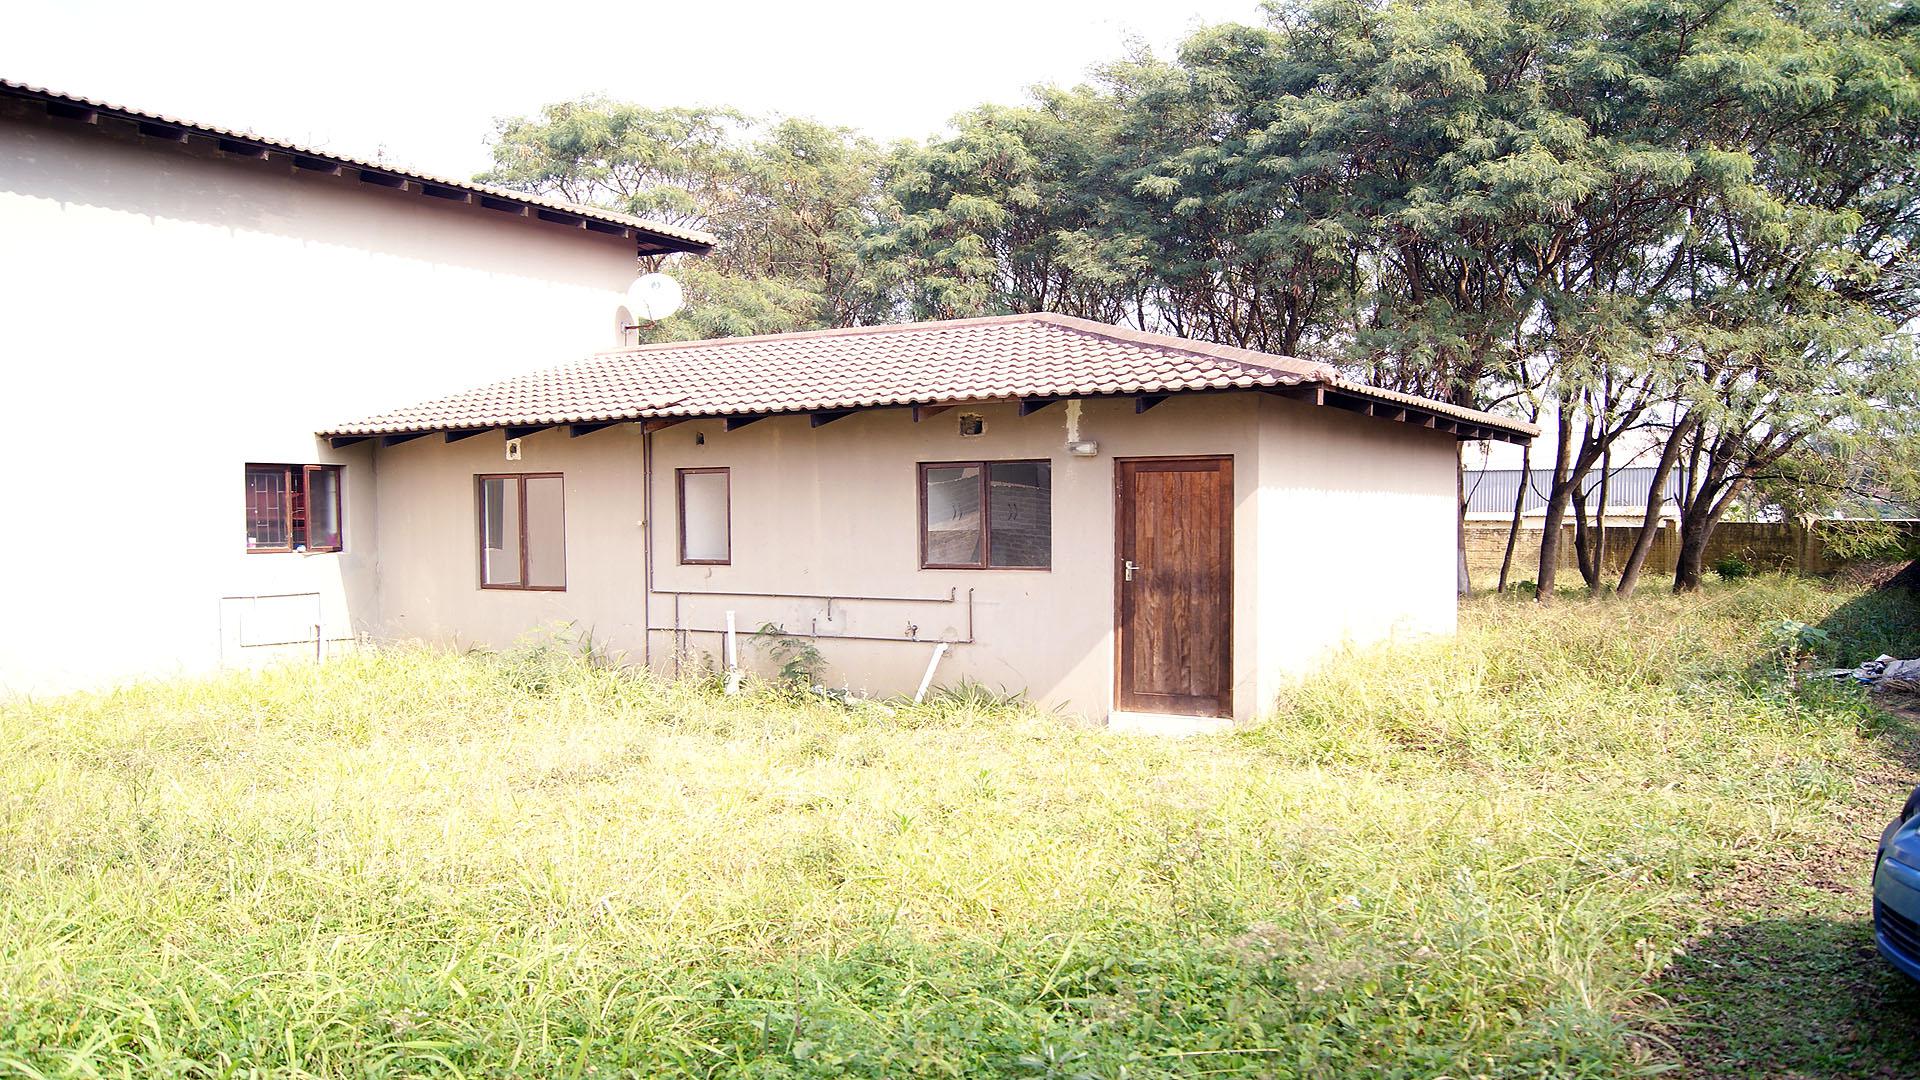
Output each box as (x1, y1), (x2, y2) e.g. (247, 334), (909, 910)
(1875, 783), (1920, 982)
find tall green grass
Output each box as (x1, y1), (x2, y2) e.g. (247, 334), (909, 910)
(0, 576), (1912, 1077)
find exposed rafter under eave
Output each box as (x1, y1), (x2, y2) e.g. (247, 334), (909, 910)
(1266, 386), (1529, 444)
(334, 383), (1532, 447)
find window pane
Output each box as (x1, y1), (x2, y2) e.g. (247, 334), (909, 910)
(306, 467), (342, 550)
(680, 470), (729, 562)
(480, 477), (522, 585)
(290, 474), (309, 550)
(245, 466), (288, 549)
(524, 476), (566, 588)
(988, 461), (1051, 568)
(922, 465), (982, 566)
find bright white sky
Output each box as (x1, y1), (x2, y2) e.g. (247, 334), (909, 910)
(3, 0), (1267, 180)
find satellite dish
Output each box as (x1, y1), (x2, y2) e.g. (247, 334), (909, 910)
(626, 272), (685, 322)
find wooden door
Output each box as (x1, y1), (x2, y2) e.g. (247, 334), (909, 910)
(1115, 456), (1233, 717)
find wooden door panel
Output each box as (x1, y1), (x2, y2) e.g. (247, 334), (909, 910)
(1116, 457), (1232, 716)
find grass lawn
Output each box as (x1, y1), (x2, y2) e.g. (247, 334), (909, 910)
(2, 577), (1918, 1077)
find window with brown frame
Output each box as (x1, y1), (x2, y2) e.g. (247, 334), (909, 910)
(677, 467), (731, 564)
(918, 460), (1052, 569)
(245, 464), (343, 553)
(476, 473), (566, 590)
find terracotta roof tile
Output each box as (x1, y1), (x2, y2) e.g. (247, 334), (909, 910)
(323, 313), (1537, 439)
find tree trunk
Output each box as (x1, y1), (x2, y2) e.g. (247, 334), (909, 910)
(1572, 483), (1597, 588)
(1618, 416), (1694, 599)
(1535, 416), (1577, 603)
(1674, 479), (1745, 593)
(1590, 448), (1611, 596)
(1674, 524), (1708, 591)
(1497, 440), (1531, 592)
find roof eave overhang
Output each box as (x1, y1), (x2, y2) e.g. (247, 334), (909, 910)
(320, 382), (1537, 447)
(1, 81), (714, 256)
(1267, 383), (1536, 443)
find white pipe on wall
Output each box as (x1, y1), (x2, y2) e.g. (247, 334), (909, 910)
(913, 641), (949, 703)
(724, 609), (741, 695)
(641, 426), (654, 669)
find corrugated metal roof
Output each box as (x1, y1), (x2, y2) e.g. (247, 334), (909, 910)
(1465, 467), (1687, 514)
(0, 79), (715, 254)
(322, 312), (1539, 440)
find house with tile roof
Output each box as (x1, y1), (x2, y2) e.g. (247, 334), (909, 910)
(1, 79), (1536, 725)
(327, 313), (1534, 729)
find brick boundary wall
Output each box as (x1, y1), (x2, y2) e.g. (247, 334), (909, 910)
(1465, 520), (1920, 584)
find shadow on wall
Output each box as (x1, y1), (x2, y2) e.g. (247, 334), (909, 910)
(1654, 915), (1920, 1078)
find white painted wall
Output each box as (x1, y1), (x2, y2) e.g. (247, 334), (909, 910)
(0, 108), (638, 695)
(1252, 395), (1460, 712)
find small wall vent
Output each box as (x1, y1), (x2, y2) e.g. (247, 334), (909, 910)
(958, 413), (986, 437)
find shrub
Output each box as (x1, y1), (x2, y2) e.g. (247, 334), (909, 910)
(1712, 554), (1754, 579)
(754, 621), (826, 691)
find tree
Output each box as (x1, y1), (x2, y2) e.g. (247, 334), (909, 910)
(482, 100), (889, 338)
(1623, 0), (1920, 590)
(868, 92), (1132, 323)
(1087, 24), (1357, 355)
(482, 98), (742, 233)
(673, 118), (892, 337)
(1235, 0), (1740, 594)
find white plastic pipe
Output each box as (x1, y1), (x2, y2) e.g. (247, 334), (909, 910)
(723, 610), (742, 695)
(721, 607), (744, 687)
(913, 641), (949, 703)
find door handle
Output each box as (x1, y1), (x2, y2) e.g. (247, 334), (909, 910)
(1123, 559), (1139, 582)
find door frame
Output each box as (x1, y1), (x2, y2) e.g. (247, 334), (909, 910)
(1112, 455), (1234, 718)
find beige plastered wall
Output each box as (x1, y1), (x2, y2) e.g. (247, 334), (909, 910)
(369, 393), (1460, 723)
(1250, 393), (1459, 714)
(0, 108), (639, 695)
